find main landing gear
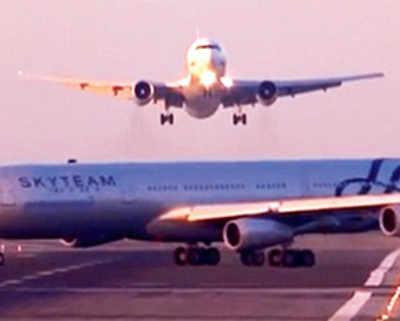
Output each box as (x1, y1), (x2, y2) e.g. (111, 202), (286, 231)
(240, 248), (315, 268)
(174, 246), (221, 266)
(233, 113), (247, 126)
(160, 113), (174, 125)
(268, 248), (315, 268)
(0, 252), (4, 266)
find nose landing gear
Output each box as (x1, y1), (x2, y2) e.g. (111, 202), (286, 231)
(233, 113), (247, 125)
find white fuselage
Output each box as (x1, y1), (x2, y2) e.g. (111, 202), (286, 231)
(180, 38), (230, 119)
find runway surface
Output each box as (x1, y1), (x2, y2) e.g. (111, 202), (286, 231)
(1, 232), (400, 321)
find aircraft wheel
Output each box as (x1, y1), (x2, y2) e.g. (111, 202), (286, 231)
(205, 247), (220, 266)
(187, 248), (202, 265)
(242, 114), (247, 125)
(301, 249), (315, 267)
(251, 251), (265, 266)
(169, 114), (174, 125)
(268, 249), (282, 267)
(240, 251), (252, 266)
(282, 250), (299, 267)
(233, 114), (239, 126)
(174, 247), (187, 266)
(160, 114), (166, 125)
(0, 253), (4, 266)
(240, 251), (265, 266)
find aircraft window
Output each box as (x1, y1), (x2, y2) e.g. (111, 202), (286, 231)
(313, 182), (338, 189)
(147, 185), (178, 192)
(256, 183), (287, 190)
(182, 183), (245, 192)
(195, 45), (221, 51)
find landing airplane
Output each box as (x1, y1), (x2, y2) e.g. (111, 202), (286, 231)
(1, 158), (400, 268)
(20, 38), (383, 125)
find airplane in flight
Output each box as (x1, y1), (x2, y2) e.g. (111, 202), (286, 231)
(20, 38), (383, 125)
(1, 158), (400, 268)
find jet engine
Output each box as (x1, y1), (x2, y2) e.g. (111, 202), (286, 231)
(60, 234), (123, 248)
(223, 218), (293, 251)
(257, 81), (278, 106)
(133, 80), (154, 105)
(379, 206), (400, 236)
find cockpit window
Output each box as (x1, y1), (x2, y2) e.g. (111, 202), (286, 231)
(195, 44), (221, 51)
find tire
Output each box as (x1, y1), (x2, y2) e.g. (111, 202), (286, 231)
(160, 114), (166, 125)
(206, 248), (221, 266)
(301, 250), (315, 267)
(174, 247), (187, 266)
(252, 252), (265, 267)
(233, 114), (238, 126)
(187, 248), (202, 265)
(0, 253), (4, 266)
(240, 251), (252, 266)
(268, 249), (282, 267)
(242, 114), (247, 125)
(169, 114), (174, 125)
(282, 250), (298, 267)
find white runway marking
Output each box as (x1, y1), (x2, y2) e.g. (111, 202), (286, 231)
(365, 248), (400, 286)
(0, 258), (117, 288)
(328, 248), (400, 321)
(36, 270), (56, 277)
(0, 286), (392, 295)
(0, 279), (23, 287)
(328, 291), (372, 321)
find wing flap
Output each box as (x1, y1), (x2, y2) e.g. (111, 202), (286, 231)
(161, 193), (400, 222)
(224, 73), (383, 107)
(19, 72), (133, 99)
(276, 73), (384, 97)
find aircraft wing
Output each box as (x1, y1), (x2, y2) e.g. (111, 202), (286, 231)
(222, 73), (383, 107)
(160, 193), (400, 222)
(19, 73), (135, 99)
(18, 72), (184, 106)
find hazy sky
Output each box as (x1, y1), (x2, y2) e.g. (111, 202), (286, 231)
(1, 1), (398, 164)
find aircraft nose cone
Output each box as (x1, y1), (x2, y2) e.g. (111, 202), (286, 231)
(210, 52), (225, 76)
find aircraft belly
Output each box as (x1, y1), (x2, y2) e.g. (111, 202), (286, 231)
(184, 91), (220, 119)
(0, 196), (162, 239)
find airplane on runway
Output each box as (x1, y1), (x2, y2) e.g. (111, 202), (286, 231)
(1, 158), (400, 268)
(20, 38), (383, 125)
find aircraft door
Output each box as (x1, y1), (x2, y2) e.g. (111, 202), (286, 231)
(0, 185), (16, 207)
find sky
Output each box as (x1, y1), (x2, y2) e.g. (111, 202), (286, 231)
(1, 1), (398, 164)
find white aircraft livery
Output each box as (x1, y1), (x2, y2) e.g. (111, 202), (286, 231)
(21, 38), (383, 125)
(1, 158), (400, 267)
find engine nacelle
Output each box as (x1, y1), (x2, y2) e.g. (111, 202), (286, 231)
(257, 81), (278, 106)
(223, 218), (293, 251)
(60, 234), (123, 248)
(379, 206), (400, 236)
(133, 80), (154, 106)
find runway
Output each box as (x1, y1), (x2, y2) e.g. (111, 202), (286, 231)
(0, 232), (400, 320)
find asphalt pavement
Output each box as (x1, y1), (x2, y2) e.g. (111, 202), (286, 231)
(0, 232), (399, 320)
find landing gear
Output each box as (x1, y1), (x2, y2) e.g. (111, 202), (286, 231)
(233, 113), (247, 125)
(240, 250), (265, 266)
(173, 246), (221, 266)
(174, 247), (187, 266)
(267, 248), (315, 268)
(160, 113), (174, 125)
(0, 253), (4, 266)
